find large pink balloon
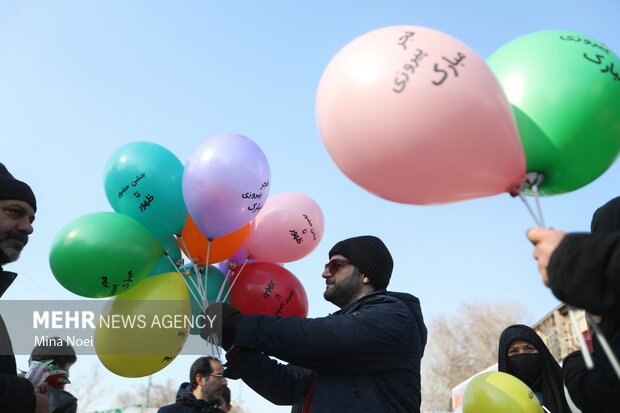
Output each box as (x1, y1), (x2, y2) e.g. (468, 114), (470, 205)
(316, 26), (526, 204)
(246, 192), (324, 263)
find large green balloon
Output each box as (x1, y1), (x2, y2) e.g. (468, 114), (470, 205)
(49, 212), (163, 298)
(463, 372), (543, 413)
(488, 30), (620, 194)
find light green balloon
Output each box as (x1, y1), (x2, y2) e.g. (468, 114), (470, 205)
(49, 212), (163, 298)
(463, 372), (543, 413)
(488, 30), (620, 195)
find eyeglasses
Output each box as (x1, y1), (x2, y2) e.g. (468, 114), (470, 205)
(210, 373), (226, 382)
(324, 259), (352, 275)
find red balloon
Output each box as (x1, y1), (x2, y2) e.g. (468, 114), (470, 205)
(229, 262), (308, 317)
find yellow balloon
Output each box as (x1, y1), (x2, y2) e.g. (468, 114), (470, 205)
(463, 371), (544, 413)
(95, 272), (191, 377)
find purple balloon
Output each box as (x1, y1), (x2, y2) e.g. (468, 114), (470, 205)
(183, 134), (271, 238)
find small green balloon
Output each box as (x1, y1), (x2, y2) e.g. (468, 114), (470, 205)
(488, 30), (620, 195)
(49, 212), (163, 298)
(463, 371), (543, 413)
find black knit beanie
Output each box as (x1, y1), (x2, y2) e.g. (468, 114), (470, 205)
(591, 196), (620, 234)
(329, 235), (393, 290)
(0, 163), (37, 212)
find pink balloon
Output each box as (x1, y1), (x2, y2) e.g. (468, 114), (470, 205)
(316, 26), (526, 205)
(246, 192), (324, 263)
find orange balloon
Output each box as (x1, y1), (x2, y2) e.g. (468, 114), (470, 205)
(177, 216), (250, 264)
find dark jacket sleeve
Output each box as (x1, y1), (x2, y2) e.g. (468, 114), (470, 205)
(0, 373), (36, 413)
(563, 350), (620, 412)
(233, 297), (416, 374)
(548, 232), (620, 319)
(224, 349), (312, 406)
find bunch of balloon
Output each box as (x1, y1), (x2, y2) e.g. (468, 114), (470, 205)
(49, 212), (163, 298)
(463, 372), (544, 413)
(488, 30), (620, 225)
(316, 25), (526, 206)
(95, 273), (191, 378)
(176, 133), (271, 322)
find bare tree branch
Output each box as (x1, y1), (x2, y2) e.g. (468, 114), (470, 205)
(421, 300), (528, 412)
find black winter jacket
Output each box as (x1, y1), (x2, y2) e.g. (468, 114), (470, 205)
(0, 269), (36, 413)
(157, 382), (225, 413)
(548, 233), (620, 411)
(548, 232), (620, 318)
(225, 291), (427, 412)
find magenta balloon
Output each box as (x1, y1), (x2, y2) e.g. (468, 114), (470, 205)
(246, 192), (325, 263)
(183, 134), (271, 239)
(316, 25), (526, 204)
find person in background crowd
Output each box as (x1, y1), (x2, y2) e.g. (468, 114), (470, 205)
(29, 339), (77, 413)
(0, 162), (48, 413)
(158, 356), (228, 413)
(498, 324), (571, 413)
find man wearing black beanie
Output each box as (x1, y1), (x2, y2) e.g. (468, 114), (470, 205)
(528, 197), (620, 412)
(203, 235), (427, 412)
(0, 162), (47, 413)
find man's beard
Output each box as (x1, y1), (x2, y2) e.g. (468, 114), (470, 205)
(0, 231), (29, 265)
(324, 271), (363, 308)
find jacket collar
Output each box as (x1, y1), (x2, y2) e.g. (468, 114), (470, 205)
(0, 268), (17, 298)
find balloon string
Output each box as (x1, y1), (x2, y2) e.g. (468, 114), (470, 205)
(203, 239), (213, 307)
(216, 267), (233, 303)
(568, 306), (594, 370)
(165, 255), (206, 312)
(530, 184), (546, 227)
(518, 193), (543, 226)
(206, 332), (222, 357)
(222, 257), (250, 303)
(586, 313), (620, 380)
(177, 235), (202, 289)
(541, 406), (551, 413)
